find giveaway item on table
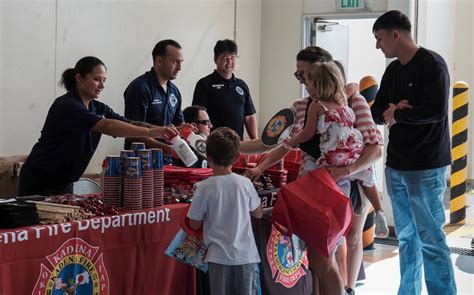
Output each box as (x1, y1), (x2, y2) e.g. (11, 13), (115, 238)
(261, 108), (295, 147)
(272, 168), (353, 257)
(131, 142), (145, 156)
(102, 155), (121, 207)
(0, 201), (39, 228)
(123, 157), (142, 210)
(164, 165), (213, 186)
(151, 148), (164, 207)
(138, 149), (153, 209)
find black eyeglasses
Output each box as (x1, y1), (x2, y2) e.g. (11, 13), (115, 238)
(294, 71), (305, 83)
(193, 120), (211, 126)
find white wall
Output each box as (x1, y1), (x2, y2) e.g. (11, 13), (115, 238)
(259, 0), (389, 133)
(454, 0), (474, 179)
(0, 0), (261, 174)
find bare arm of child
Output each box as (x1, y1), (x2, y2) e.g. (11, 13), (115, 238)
(287, 100), (321, 147)
(188, 218), (203, 230)
(250, 204), (263, 219)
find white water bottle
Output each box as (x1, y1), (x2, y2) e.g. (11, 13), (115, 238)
(181, 128), (207, 158)
(168, 134), (198, 167)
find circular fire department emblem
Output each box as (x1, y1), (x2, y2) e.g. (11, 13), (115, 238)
(33, 238), (109, 295)
(266, 225), (308, 288)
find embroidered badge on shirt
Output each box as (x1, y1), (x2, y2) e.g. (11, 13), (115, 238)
(169, 93), (178, 107)
(152, 99), (162, 105)
(236, 86), (244, 96)
(212, 84), (224, 90)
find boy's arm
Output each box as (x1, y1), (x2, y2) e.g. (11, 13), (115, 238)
(250, 205), (263, 219)
(287, 101), (319, 147)
(188, 218), (203, 230)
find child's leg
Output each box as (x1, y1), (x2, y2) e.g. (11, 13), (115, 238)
(362, 185), (383, 212)
(361, 185), (389, 238)
(208, 262), (232, 295)
(335, 239), (348, 286)
(232, 263), (260, 295)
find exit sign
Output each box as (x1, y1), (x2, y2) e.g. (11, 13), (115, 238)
(338, 0), (365, 10)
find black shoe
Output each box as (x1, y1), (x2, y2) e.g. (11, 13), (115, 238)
(346, 287), (355, 295)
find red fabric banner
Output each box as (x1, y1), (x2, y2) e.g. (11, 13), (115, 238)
(0, 204), (195, 295)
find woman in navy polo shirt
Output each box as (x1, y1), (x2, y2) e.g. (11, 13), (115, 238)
(19, 56), (177, 196)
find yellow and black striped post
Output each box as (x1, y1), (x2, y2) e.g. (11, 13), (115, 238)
(363, 207), (375, 250)
(450, 81), (469, 224)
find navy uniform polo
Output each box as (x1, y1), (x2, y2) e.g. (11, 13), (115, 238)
(19, 89), (130, 195)
(124, 68), (184, 164)
(192, 70), (256, 139)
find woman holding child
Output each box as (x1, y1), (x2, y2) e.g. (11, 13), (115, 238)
(242, 47), (383, 295)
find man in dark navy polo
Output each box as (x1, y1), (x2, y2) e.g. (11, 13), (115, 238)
(192, 39), (257, 140)
(124, 39), (184, 164)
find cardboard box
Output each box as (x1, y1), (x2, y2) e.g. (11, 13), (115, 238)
(0, 155), (27, 198)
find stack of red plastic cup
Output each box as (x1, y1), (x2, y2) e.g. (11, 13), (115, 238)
(139, 149), (153, 209)
(102, 156), (121, 207)
(151, 148), (164, 207)
(120, 150), (134, 206)
(123, 157), (142, 210)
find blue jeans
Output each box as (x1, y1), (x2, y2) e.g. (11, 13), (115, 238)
(385, 166), (456, 295)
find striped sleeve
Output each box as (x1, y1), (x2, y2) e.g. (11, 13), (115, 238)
(350, 93), (383, 146)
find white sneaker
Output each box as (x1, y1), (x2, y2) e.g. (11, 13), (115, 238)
(374, 210), (389, 238)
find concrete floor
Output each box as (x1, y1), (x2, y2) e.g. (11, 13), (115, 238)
(356, 183), (474, 294)
(358, 241), (474, 294)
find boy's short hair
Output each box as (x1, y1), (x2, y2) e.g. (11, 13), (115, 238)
(372, 10), (411, 33)
(206, 127), (240, 166)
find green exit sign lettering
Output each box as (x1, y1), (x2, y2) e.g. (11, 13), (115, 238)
(339, 0), (365, 10)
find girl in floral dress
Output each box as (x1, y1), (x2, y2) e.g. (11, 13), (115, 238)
(287, 61), (373, 192)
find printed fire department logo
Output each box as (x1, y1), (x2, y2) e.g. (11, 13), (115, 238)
(266, 225), (308, 288)
(33, 238), (109, 295)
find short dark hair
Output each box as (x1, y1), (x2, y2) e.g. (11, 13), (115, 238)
(183, 105), (207, 123)
(206, 127), (240, 166)
(214, 39), (238, 58)
(152, 39), (182, 60)
(60, 56), (106, 92)
(373, 10), (411, 33)
(296, 46), (333, 63)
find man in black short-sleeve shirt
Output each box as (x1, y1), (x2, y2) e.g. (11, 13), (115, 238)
(192, 39), (257, 140)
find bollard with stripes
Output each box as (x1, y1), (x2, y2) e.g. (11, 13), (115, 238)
(450, 81), (469, 224)
(363, 207), (375, 250)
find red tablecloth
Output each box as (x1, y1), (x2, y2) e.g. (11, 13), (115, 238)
(0, 203), (195, 295)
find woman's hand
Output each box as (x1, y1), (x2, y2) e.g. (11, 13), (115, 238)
(149, 125), (178, 139)
(243, 167), (264, 182)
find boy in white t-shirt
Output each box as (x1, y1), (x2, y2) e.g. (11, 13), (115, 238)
(188, 127), (263, 295)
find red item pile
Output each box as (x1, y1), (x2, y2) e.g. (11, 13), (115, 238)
(164, 166), (214, 187)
